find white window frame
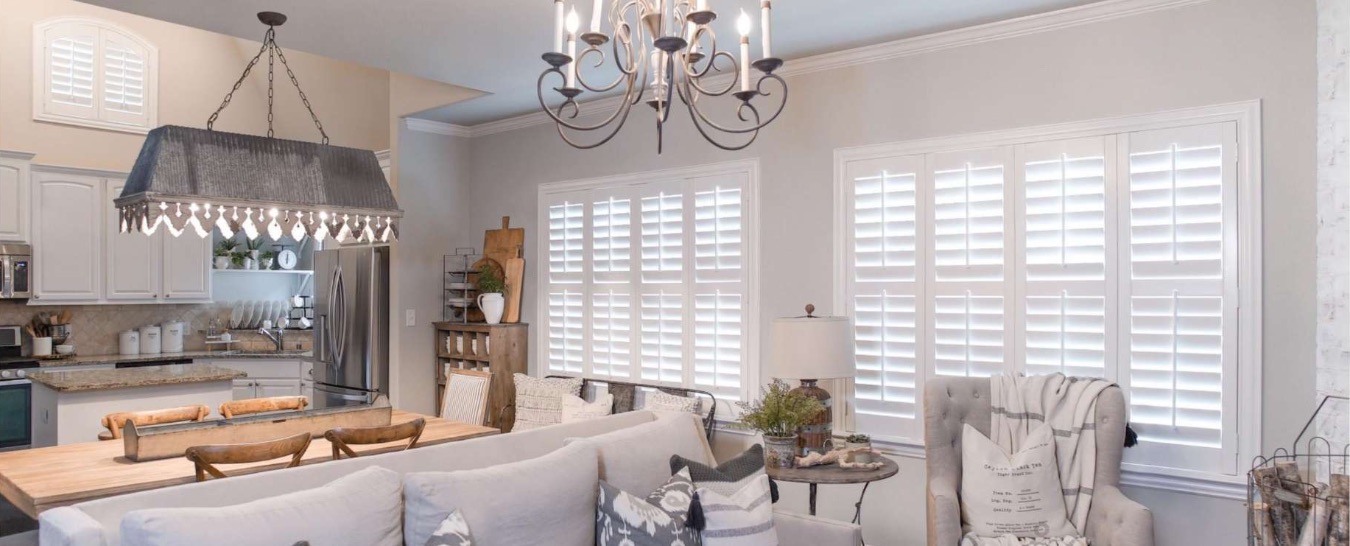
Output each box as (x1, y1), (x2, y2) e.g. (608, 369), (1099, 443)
(833, 102), (1262, 496)
(33, 17), (159, 134)
(536, 159), (761, 411)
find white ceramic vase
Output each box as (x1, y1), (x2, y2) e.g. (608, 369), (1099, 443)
(477, 293), (505, 325)
(214, 257), (231, 270)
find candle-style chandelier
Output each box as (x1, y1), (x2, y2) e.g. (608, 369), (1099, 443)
(539, 0), (787, 152)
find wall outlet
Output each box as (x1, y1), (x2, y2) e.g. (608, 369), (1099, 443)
(405, 309), (416, 327)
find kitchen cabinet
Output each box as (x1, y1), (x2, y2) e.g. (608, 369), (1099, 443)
(210, 360), (307, 401)
(0, 151), (33, 243)
(161, 230), (211, 301)
(105, 179), (159, 301)
(31, 168), (104, 303)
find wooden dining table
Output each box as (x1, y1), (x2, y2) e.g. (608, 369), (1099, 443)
(0, 410), (497, 518)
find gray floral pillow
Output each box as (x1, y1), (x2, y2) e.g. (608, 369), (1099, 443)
(596, 467), (701, 546)
(424, 509), (475, 546)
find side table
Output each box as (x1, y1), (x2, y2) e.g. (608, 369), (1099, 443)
(766, 457), (899, 533)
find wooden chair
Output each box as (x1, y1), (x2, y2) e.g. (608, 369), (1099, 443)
(184, 432), (313, 482)
(440, 368), (493, 425)
(98, 405), (211, 441)
(323, 418), (426, 460)
(219, 395), (309, 419)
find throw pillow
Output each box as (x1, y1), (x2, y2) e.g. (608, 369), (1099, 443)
(561, 393), (614, 423)
(512, 374), (583, 431)
(119, 466), (403, 546)
(671, 444), (779, 503)
(596, 467), (701, 546)
(960, 423), (1078, 538)
(424, 509), (475, 546)
(696, 474), (777, 546)
(642, 390), (702, 414)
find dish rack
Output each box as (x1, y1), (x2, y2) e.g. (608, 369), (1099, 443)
(1247, 395), (1349, 545)
(444, 248), (480, 323)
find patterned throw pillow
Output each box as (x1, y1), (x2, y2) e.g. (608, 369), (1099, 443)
(512, 374), (583, 431)
(424, 510), (475, 546)
(596, 468), (702, 546)
(561, 393), (613, 423)
(671, 444), (779, 504)
(696, 474), (777, 546)
(642, 391), (702, 414)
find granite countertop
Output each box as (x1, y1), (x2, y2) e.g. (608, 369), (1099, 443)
(26, 363), (247, 392)
(36, 351), (313, 369)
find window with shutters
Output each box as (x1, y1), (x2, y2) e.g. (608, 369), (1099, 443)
(835, 103), (1260, 484)
(33, 18), (158, 133)
(538, 162), (757, 404)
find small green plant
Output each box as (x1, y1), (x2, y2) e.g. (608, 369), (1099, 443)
(244, 237), (265, 252)
(214, 239), (238, 258)
(476, 265), (506, 294)
(846, 434), (871, 444)
(260, 249), (278, 262)
(736, 379), (824, 438)
(229, 250), (246, 268)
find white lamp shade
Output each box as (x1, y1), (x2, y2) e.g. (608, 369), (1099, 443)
(769, 316), (854, 380)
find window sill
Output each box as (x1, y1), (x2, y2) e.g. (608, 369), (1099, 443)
(34, 113), (152, 135)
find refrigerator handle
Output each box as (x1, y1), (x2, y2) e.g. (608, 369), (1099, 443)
(314, 314), (327, 363)
(330, 265), (347, 366)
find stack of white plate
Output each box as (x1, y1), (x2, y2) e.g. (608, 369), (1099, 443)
(228, 300), (293, 329)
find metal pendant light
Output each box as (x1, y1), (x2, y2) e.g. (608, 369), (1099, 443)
(115, 12), (402, 244)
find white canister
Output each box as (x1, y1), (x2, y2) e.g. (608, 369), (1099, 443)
(161, 321), (185, 354)
(139, 325), (162, 355)
(31, 337), (53, 357)
(119, 330), (140, 356)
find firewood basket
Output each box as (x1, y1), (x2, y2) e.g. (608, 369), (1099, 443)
(1247, 395), (1349, 546)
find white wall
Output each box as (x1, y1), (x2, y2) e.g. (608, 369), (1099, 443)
(452, 0), (1318, 544)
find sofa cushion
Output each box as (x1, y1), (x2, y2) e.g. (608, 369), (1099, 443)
(698, 474), (778, 546)
(569, 412), (716, 495)
(960, 423), (1077, 538)
(562, 393), (613, 423)
(641, 391), (701, 414)
(513, 374), (583, 431)
(118, 466), (402, 546)
(404, 441), (599, 546)
(672, 444), (780, 504)
(596, 468), (701, 546)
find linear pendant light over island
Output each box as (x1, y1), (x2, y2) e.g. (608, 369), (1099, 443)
(114, 12), (403, 244)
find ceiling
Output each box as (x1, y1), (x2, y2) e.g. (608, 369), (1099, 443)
(79, 0), (1102, 126)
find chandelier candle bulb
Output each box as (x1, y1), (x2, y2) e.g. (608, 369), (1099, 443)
(738, 10), (752, 92)
(590, 0), (602, 33)
(565, 7), (580, 88)
(761, 1), (772, 58)
(554, 0), (566, 52)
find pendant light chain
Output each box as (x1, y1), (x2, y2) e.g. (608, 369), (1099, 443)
(205, 23), (330, 145)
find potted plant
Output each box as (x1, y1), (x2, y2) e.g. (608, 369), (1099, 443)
(475, 265), (507, 324)
(243, 238), (265, 270)
(845, 433), (873, 464)
(213, 240), (236, 270)
(229, 248), (247, 270)
(259, 249), (277, 270)
(736, 379), (825, 468)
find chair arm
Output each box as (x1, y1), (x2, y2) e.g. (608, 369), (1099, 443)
(37, 507), (107, 546)
(927, 473), (962, 546)
(772, 510), (861, 546)
(1085, 485), (1154, 546)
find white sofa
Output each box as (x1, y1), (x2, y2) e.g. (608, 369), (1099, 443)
(34, 411), (861, 546)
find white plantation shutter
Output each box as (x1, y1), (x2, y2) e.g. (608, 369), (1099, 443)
(35, 19), (156, 131)
(933, 293), (1006, 377)
(545, 193), (588, 374)
(640, 291), (684, 383)
(592, 195), (632, 283)
(691, 175), (747, 397)
(641, 188), (684, 284)
(843, 155), (925, 437)
(591, 290), (632, 378)
(1120, 123), (1238, 474)
(548, 290), (585, 374)
(1016, 137), (1114, 379)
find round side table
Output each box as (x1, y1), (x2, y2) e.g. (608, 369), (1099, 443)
(766, 456), (899, 529)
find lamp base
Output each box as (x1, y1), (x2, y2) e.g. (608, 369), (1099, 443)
(790, 379), (832, 455)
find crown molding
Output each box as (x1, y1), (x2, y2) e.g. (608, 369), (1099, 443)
(464, 0), (1211, 138)
(404, 117), (474, 138)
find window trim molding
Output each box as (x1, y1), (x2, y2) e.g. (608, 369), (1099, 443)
(832, 101), (1263, 489)
(32, 17), (159, 135)
(536, 158), (762, 406)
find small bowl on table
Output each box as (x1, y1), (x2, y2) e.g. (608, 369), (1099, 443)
(55, 344), (75, 355)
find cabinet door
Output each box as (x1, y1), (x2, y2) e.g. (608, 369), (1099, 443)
(232, 379), (257, 400)
(301, 380), (314, 403)
(0, 154), (32, 243)
(162, 229), (212, 302)
(255, 378), (302, 398)
(104, 179), (160, 302)
(31, 171), (103, 302)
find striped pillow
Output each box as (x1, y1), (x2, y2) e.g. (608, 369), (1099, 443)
(671, 444), (779, 503)
(696, 474), (777, 546)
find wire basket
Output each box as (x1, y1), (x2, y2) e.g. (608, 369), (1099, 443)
(1247, 395), (1349, 545)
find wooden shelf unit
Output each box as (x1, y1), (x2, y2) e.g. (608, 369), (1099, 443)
(433, 322), (527, 430)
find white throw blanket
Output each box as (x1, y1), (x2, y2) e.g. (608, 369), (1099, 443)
(992, 373), (1113, 533)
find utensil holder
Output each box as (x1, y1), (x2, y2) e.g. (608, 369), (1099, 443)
(32, 336), (52, 356)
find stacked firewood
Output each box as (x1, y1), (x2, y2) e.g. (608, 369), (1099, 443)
(1251, 462), (1349, 546)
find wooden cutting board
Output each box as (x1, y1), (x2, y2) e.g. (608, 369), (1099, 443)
(482, 216), (525, 270)
(503, 252), (525, 323)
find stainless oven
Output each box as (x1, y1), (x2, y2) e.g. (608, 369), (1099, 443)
(0, 243), (32, 300)
(0, 326), (33, 450)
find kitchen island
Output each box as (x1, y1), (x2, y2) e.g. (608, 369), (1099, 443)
(27, 364), (244, 447)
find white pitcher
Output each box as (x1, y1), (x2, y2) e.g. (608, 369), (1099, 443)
(477, 292), (505, 325)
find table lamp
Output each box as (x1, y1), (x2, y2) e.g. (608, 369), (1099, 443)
(769, 304), (854, 454)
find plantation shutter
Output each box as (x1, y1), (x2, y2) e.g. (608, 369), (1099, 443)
(844, 155), (926, 437)
(42, 22), (98, 120)
(1119, 123), (1238, 474)
(545, 193), (587, 374)
(691, 173), (747, 399)
(929, 148), (1013, 380)
(590, 190), (635, 379)
(37, 20), (156, 130)
(100, 32), (149, 127)
(1016, 137), (1115, 379)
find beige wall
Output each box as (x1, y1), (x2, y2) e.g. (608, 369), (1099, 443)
(0, 0), (392, 172)
(457, 0), (1318, 544)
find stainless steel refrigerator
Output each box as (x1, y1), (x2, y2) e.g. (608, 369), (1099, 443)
(311, 245), (390, 409)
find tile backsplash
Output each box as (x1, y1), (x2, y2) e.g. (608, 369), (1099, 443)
(0, 301), (311, 355)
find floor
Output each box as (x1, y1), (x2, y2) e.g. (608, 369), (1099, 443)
(0, 497), (34, 537)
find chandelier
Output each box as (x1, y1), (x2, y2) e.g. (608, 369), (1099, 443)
(539, 0), (787, 152)
(115, 12), (403, 244)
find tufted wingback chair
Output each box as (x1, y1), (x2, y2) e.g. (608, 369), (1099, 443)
(923, 377), (1154, 546)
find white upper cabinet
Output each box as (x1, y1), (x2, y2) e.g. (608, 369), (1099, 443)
(105, 178), (159, 301)
(32, 168), (103, 302)
(0, 152), (33, 243)
(161, 225), (211, 302)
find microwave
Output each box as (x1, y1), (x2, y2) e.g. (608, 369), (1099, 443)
(0, 243), (31, 299)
